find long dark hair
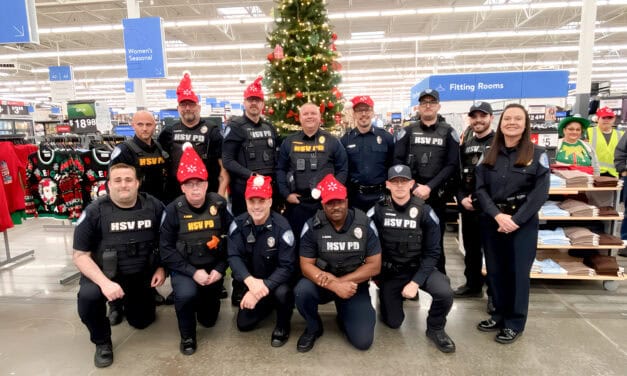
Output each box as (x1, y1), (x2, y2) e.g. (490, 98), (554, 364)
(482, 103), (535, 167)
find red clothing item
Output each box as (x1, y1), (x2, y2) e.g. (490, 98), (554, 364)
(0, 142), (26, 213)
(0, 177), (13, 232)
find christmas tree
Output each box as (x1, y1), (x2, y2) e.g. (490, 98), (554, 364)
(264, 0), (343, 135)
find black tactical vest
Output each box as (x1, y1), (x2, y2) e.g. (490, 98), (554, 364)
(288, 130), (334, 192)
(314, 209), (368, 276)
(375, 197), (423, 266)
(96, 194), (158, 278)
(124, 139), (168, 199)
(407, 122), (450, 183)
(460, 132), (493, 193)
(175, 193), (225, 267)
(171, 121), (214, 160)
(237, 213), (282, 279)
(235, 117), (276, 176)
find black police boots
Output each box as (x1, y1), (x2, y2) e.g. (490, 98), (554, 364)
(426, 329), (456, 353)
(180, 337), (197, 355)
(271, 326), (290, 347)
(108, 305), (124, 326)
(296, 328), (323, 353)
(94, 341), (113, 368)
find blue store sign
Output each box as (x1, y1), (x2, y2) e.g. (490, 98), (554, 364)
(0, 0), (39, 44)
(122, 17), (167, 79)
(410, 70), (569, 106)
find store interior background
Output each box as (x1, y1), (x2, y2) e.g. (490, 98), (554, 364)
(0, 1), (626, 374)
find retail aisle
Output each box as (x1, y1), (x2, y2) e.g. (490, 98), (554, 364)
(0, 218), (626, 375)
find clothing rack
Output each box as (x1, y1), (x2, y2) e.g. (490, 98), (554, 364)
(0, 133), (29, 144)
(1, 230), (35, 268)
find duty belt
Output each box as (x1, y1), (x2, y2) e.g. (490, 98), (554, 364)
(351, 183), (385, 195)
(495, 194), (527, 215)
(382, 261), (419, 273)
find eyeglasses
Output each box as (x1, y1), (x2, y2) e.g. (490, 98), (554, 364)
(419, 101), (438, 107)
(563, 127), (581, 132)
(179, 102), (197, 109)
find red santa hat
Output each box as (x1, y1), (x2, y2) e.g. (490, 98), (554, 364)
(311, 174), (347, 204)
(244, 76), (264, 100)
(245, 175), (273, 199)
(177, 71), (199, 104)
(177, 142), (207, 183)
(350, 95), (374, 108)
(596, 106), (616, 118)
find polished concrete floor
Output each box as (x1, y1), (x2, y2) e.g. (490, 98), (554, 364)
(0, 217), (626, 375)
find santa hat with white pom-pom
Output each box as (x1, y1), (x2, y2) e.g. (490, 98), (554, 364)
(312, 174), (347, 204)
(177, 142), (208, 183)
(177, 71), (199, 104)
(245, 175), (273, 199)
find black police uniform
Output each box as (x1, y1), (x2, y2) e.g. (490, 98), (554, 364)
(295, 208), (380, 350)
(110, 136), (170, 203)
(393, 117), (460, 273)
(369, 197), (453, 330)
(227, 211), (296, 332)
(160, 192), (232, 341)
(222, 114), (279, 216)
(74, 193), (164, 345)
(276, 129), (348, 238)
(340, 126), (395, 212)
(457, 130), (494, 292)
(475, 145), (549, 333)
(158, 120), (223, 201)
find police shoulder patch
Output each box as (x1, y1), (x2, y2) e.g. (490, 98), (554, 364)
(229, 221), (238, 236)
(369, 220), (379, 237)
(300, 223), (310, 238)
(366, 207), (375, 218)
(282, 230), (295, 247)
(110, 146), (122, 160)
(223, 126), (232, 138)
(450, 128), (460, 143)
(429, 209), (440, 224)
(76, 211), (87, 226)
(395, 128), (406, 141)
(160, 212), (167, 226)
(539, 152), (549, 168)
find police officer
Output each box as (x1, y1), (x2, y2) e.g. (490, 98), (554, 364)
(294, 174), (381, 352)
(341, 95), (394, 212)
(228, 175), (296, 347)
(222, 76), (279, 217)
(276, 102), (348, 238)
(454, 102), (495, 299)
(109, 110), (169, 320)
(158, 72), (230, 201)
(394, 89), (459, 274)
(369, 165), (455, 353)
(475, 103), (549, 344)
(160, 143), (232, 355)
(110, 110), (169, 203)
(73, 162), (165, 368)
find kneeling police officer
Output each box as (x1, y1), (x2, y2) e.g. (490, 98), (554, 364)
(369, 165), (455, 353)
(73, 162), (165, 368)
(228, 175), (296, 347)
(294, 174), (381, 352)
(160, 143), (232, 355)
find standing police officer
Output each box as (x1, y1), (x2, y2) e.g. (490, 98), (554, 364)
(475, 104), (549, 344)
(276, 102), (348, 238)
(108, 110), (169, 321)
(294, 174), (381, 352)
(158, 72), (230, 201)
(73, 162), (165, 368)
(394, 89), (459, 274)
(454, 102), (495, 299)
(369, 165), (455, 353)
(160, 143), (232, 355)
(228, 175), (296, 347)
(222, 76), (279, 217)
(341, 95), (395, 212)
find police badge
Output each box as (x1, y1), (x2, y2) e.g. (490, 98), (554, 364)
(267, 138), (274, 147)
(377, 135), (382, 144)
(354, 227), (363, 239)
(267, 236), (276, 247)
(319, 136), (325, 144)
(209, 205), (218, 216)
(410, 207), (419, 219)
(200, 125), (208, 134)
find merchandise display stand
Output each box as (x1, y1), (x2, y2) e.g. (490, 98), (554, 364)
(538, 185), (626, 291)
(1, 231), (35, 268)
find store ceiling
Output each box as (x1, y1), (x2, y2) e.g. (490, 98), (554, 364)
(1, 0), (626, 111)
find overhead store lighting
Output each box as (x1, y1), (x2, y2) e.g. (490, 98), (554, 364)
(350, 31), (385, 40)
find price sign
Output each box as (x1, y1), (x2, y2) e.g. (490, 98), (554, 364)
(67, 100), (97, 134)
(528, 105), (546, 124)
(68, 117), (97, 133)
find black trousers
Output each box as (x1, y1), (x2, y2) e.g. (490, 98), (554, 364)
(481, 214), (538, 332)
(285, 199), (321, 240)
(171, 271), (222, 339)
(236, 283), (294, 331)
(294, 278), (375, 351)
(461, 209), (487, 291)
(77, 272), (156, 345)
(378, 270), (453, 330)
(427, 199), (447, 274)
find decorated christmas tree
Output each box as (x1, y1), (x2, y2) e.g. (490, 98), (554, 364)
(264, 0), (343, 135)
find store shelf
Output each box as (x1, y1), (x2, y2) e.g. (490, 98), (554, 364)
(537, 244), (625, 250)
(549, 187), (622, 194)
(529, 273), (625, 281)
(539, 215), (623, 221)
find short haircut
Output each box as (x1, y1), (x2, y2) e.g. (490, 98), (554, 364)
(109, 162), (138, 179)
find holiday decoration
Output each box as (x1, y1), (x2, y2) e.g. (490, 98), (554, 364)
(264, 0), (343, 135)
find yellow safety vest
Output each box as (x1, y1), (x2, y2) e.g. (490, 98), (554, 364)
(587, 126), (622, 177)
